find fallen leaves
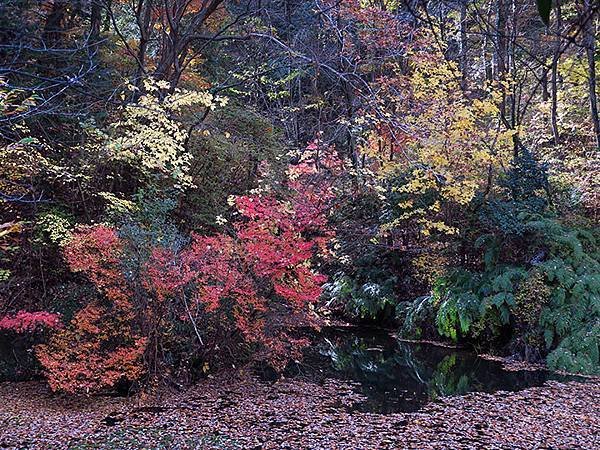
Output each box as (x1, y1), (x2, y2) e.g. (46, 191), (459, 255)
(0, 375), (598, 449)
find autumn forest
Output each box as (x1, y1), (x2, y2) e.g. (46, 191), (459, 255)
(0, 0), (599, 448)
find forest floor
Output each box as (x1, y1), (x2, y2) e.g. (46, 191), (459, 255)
(0, 374), (598, 449)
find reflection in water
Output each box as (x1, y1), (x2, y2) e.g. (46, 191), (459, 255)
(306, 328), (575, 413)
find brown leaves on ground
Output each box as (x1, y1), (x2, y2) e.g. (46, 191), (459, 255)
(0, 375), (598, 449)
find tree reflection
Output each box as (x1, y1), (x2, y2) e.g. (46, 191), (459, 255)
(314, 329), (567, 413)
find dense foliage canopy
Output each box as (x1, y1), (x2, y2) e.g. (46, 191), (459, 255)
(0, 0), (598, 393)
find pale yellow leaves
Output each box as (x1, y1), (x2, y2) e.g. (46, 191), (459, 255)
(108, 78), (227, 190)
(359, 42), (513, 237)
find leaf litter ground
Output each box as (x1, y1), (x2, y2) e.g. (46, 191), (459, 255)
(0, 375), (598, 449)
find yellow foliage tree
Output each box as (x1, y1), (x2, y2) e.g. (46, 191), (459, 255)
(359, 38), (514, 236)
(108, 78), (227, 190)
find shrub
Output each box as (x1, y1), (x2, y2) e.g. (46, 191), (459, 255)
(400, 150), (599, 375)
(35, 150), (334, 393)
(0, 311), (61, 333)
(36, 303), (146, 394)
(401, 217), (599, 374)
(0, 310), (62, 382)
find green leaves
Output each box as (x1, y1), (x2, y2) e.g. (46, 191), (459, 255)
(322, 271), (398, 321)
(407, 214), (599, 375)
(536, 0), (552, 26)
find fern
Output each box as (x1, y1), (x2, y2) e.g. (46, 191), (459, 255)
(322, 272), (397, 320)
(409, 218), (599, 374)
(400, 153), (599, 374)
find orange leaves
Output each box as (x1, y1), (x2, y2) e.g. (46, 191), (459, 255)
(34, 151), (334, 391)
(64, 225), (131, 307)
(143, 247), (192, 303)
(36, 227), (146, 394)
(35, 303), (146, 394)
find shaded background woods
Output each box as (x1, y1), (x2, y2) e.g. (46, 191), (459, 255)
(0, 0), (598, 393)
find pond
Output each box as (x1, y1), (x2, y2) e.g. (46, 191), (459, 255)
(289, 327), (578, 414)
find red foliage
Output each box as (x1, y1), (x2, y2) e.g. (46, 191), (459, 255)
(0, 310), (62, 333)
(178, 189), (328, 367)
(36, 149), (335, 391)
(64, 225), (131, 307)
(37, 225), (145, 393)
(340, 0), (405, 51)
(175, 147), (334, 367)
(183, 234), (267, 341)
(36, 303), (146, 394)
(322, 0), (409, 55)
(143, 247), (192, 303)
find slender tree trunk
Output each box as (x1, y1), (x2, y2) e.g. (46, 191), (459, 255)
(495, 0), (509, 119)
(43, 0), (68, 45)
(88, 0), (102, 58)
(90, 1), (101, 41)
(550, 0), (562, 145)
(133, 0), (153, 93)
(459, 0), (468, 88)
(509, 0), (517, 130)
(482, 1), (493, 82)
(496, 0), (520, 155)
(583, 0), (600, 148)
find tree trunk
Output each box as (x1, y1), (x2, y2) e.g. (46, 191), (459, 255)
(550, 0), (562, 145)
(89, 0), (102, 58)
(133, 0), (153, 93)
(495, 0), (509, 122)
(459, 0), (468, 88)
(90, 0), (102, 42)
(42, 0), (68, 45)
(583, 0), (600, 148)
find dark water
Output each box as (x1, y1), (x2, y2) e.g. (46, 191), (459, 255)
(294, 327), (578, 414)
